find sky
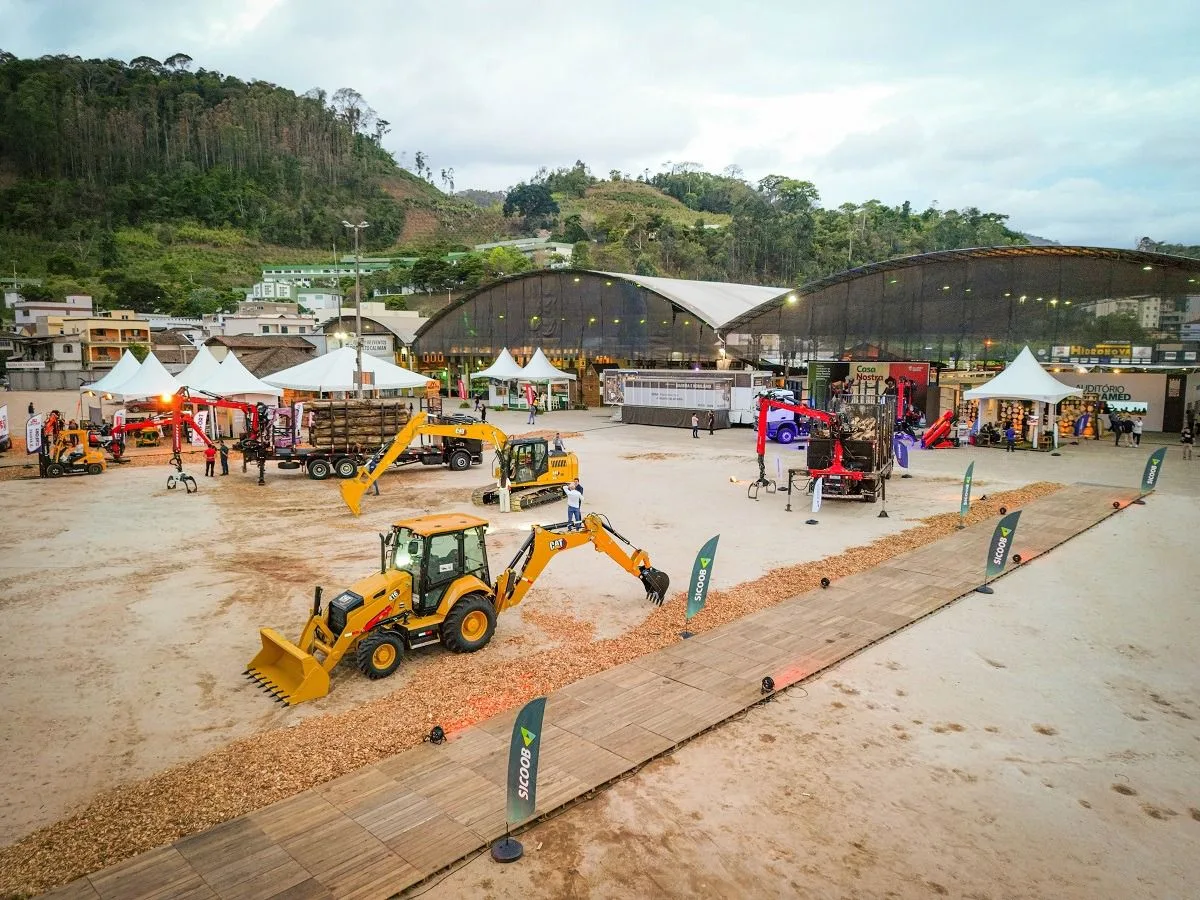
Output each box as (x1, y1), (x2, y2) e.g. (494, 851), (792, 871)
(4, 0), (1199, 247)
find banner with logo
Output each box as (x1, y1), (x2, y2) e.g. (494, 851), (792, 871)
(984, 510), (1022, 580)
(26, 414), (44, 454)
(1140, 447), (1166, 494)
(812, 476), (823, 513)
(190, 411), (209, 446)
(686, 535), (720, 620)
(524, 382), (536, 408)
(959, 462), (975, 522)
(293, 402), (305, 444)
(113, 409), (126, 432)
(457, 377), (467, 400)
(0, 405), (8, 445)
(894, 436), (909, 469)
(506, 696), (547, 825)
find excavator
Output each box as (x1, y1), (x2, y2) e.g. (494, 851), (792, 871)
(246, 511), (670, 705)
(340, 412), (579, 516)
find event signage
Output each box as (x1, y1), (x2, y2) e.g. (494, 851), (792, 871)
(26, 414), (43, 454)
(812, 476), (824, 513)
(0, 405), (8, 446)
(505, 696), (547, 825)
(984, 510), (1022, 580)
(686, 535), (720, 621)
(893, 436), (909, 470)
(1140, 447), (1166, 495)
(959, 462), (975, 525)
(190, 411), (209, 446)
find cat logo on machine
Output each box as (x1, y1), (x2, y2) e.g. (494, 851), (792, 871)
(549, 538), (566, 551)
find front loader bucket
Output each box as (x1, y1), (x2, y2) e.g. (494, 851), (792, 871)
(641, 568), (670, 606)
(340, 477), (368, 517)
(245, 628), (330, 705)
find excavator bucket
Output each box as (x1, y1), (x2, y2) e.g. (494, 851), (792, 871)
(245, 628), (331, 705)
(340, 476), (369, 517)
(641, 568), (670, 606)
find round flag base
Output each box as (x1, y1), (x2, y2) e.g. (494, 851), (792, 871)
(901, 473), (912, 479)
(1133, 498), (1146, 505)
(975, 584), (995, 594)
(877, 510), (889, 518)
(680, 630), (694, 640)
(491, 837), (524, 863)
(805, 519), (819, 525)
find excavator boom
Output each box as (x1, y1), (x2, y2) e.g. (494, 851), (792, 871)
(494, 513), (670, 612)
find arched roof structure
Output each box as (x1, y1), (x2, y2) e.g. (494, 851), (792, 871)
(414, 269), (791, 366)
(721, 246), (1200, 364)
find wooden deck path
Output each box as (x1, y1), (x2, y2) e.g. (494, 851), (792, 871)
(47, 483), (1138, 900)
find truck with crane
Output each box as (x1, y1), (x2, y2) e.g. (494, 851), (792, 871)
(246, 511), (669, 705)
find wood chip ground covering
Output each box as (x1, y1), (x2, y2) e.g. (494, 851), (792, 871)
(0, 481), (1062, 897)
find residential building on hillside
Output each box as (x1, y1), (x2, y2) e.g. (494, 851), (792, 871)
(152, 330), (199, 368)
(296, 287), (343, 314)
(245, 280), (298, 301)
(145, 314), (207, 346)
(13, 294), (94, 329)
(50, 310), (150, 368)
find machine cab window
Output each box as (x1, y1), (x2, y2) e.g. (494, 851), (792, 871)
(509, 440), (548, 484)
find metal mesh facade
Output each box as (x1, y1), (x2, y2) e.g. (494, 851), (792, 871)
(414, 271), (722, 366)
(721, 247), (1200, 364)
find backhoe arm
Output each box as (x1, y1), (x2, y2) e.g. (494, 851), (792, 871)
(340, 411), (431, 515)
(493, 513), (670, 613)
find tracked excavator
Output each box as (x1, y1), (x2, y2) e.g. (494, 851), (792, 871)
(340, 412), (578, 515)
(246, 511), (670, 704)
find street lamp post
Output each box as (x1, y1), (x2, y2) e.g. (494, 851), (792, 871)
(342, 220), (369, 398)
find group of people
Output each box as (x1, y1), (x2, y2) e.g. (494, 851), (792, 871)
(690, 411), (716, 438)
(202, 441), (231, 477)
(1106, 411), (1145, 447)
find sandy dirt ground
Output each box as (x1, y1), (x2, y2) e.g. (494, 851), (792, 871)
(422, 490), (1200, 900)
(0, 402), (1191, 849)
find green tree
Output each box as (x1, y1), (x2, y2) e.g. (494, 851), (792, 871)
(126, 341), (150, 362)
(571, 241), (592, 268)
(483, 246), (530, 278)
(502, 182), (559, 231)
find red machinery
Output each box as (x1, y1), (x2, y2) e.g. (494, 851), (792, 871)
(919, 410), (957, 449)
(749, 398), (859, 498)
(109, 389), (266, 472)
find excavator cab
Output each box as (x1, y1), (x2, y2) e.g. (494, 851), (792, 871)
(505, 438), (549, 485)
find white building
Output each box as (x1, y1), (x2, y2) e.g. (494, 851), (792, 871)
(244, 280), (298, 301)
(1085, 296), (1161, 331)
(473, 238), (574, 266)
(296, 287), (344, 314)
(13, 294), (94, 329)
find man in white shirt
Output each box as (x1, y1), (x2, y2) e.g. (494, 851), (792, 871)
(565, 480), (583, 529)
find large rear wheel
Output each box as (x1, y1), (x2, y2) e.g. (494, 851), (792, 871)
(441, 594), (496, 653)
(448, 449), (472, 471)
(334, 457), (359, 479)
(356, 630), (404, 679)
(307, 458), (332, 480)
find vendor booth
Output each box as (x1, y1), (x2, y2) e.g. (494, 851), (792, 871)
(470, 348), (525, 408)
(963, 347), (1082, 450)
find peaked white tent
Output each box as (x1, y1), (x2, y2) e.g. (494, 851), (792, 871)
(197, 351), (283, 397)
(109, 352), (180, 400)
(517, 348), (577, 381)
(82, 351), (141, 396)
(175, 345), (222, 390)
(965, 346), (1082, 449)
(263, 346), (432, 393)
(470, 348), (524, 381)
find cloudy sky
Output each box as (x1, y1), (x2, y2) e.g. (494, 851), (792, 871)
(5, 0), (1198, 246)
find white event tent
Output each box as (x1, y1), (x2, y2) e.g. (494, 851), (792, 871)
(82, 351), (142, 396)
(517, 348), (576, 411)
(175, 345), (222, 391)
(263, 346), (432, 394)
(109, 352), (180, 400)
(470, 348), (525, 407)
(195, 351), (282, 439)
(964, 346), (1083, 449)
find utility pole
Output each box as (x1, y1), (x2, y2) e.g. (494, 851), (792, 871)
(342, 220), (369, 397)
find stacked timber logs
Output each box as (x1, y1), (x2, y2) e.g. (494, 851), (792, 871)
(307, 399), (412, 450)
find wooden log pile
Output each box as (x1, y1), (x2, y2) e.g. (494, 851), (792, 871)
(306, 399), (411, 450)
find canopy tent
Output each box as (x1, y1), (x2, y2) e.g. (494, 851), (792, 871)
(263, 346), (433, 393)
(175, 345), (222, 391)
(109, 352), (180, 400)
(964, 346), (1083, 449)
(470, 348), (524, 381)
(82, 351), (141, 396)
(197, 351), (283, 397)
(517, 348), (577, 381)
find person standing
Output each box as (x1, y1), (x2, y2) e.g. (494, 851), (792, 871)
(527, 401), (537, 426)
(203, 443), (216, 477)
(1181, 426), (1194, 460)
(553, 432), (564, 452)
(480, 404), (487, 423)
(1005, 421), (1016, 452)
(564, 480), (583, 530)
(218, 440), (230, 476)
(691, 413), (700, 438)
(27, 401), (34, 416)
(707, 411), (715, 435)
(1132, 416), (1143, 447)
(1111, 412), (1123, 447)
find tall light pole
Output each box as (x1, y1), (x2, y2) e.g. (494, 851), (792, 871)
(342, 220), (369, 398)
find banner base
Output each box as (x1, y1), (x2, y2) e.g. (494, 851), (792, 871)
(975, 584), (994, 594)
(877, 510), (889, 518)
(491, 836), (523, 863)
(805, 519), (819, 525)
(680, 630), (694, 640)
(1133, 498), (1146, 505)
(901, 473), (912, 479)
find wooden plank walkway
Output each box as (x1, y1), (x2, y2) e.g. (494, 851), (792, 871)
(47, 483), (1137, 900)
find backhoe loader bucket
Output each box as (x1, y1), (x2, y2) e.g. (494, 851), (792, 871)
(340, 476), (369, 517)
(641, 568), (670, 606)
(245, 628), (331, 705)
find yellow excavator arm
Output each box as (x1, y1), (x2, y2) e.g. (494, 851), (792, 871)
(493, 512), (670, 612)
(341, 415), (515, 515)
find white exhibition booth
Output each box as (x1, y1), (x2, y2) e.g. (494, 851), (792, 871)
(964, 346), (1083, 449)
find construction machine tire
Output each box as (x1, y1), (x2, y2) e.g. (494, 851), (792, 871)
(442, 594), (496, 653)
(334, 457), (359, 479)
(86, 463), (103, 475)
(307, 458), (333, 480)
(356, 630), (404, 679)
(449, 449), (472, 471)
(46, 463), (64, 478)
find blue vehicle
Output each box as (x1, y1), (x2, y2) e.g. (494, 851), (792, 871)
(758, 390), (812, 445)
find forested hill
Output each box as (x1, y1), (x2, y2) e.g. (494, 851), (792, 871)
(0, 51), (416, 249)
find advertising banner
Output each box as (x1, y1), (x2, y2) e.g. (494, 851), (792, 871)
(190, 411), (209, 446)
(808, 361), (930, 415)
(293, 402), (305, 445)
(1140, 447), (1166, 495)
(506, 696), (548, 825)
(959, 462), (975, 523)
(686, 535), (720, 621)
(812, 476), (823, 513)
(26, 414), (44, 454)
(524, 382), (536, 408)
(0, 405), (8, 445)
(894, 436), (909, 469)
(984, 510), (1022, 580)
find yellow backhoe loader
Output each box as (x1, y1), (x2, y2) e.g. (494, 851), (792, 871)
(246, 512), (670, 705)
(339, 412), (578, 515)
